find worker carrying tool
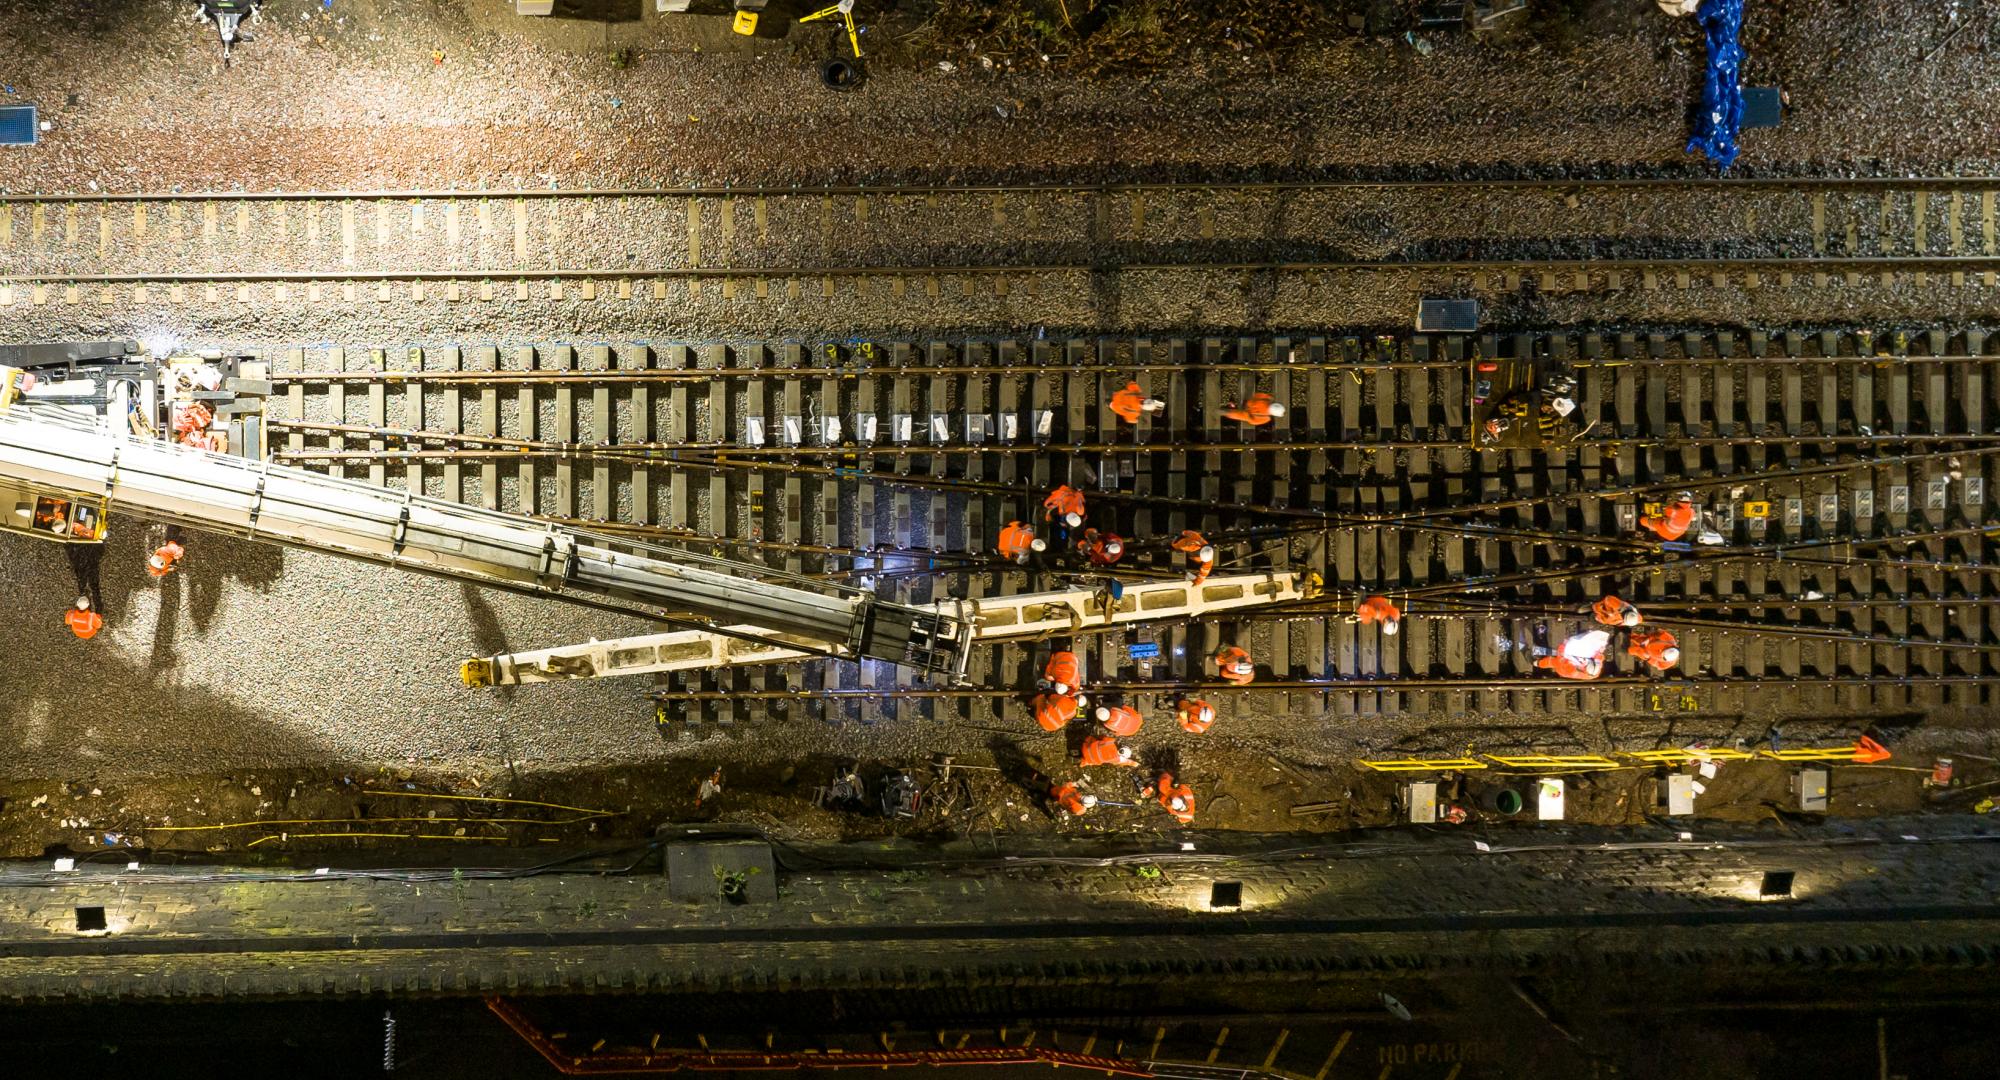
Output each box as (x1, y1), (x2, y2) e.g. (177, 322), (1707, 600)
(1627, 628), (1682, 672)
(1535, 629), (1610, 680)
(1043, 485), (1086, 529)
(1640, 494), (1698, 542)
(1080, 734), (1138, 768)
(1095, 703), (1144, 737)
(1221, 392), (1286, 427)
(1170, 530), (1215, 585)
(1031, 690), (1086, 732)
(64, 596), (103, 640)
(147, 539), (186, 578)
(1077, 529), (1125, 567)
(1109, 381), (1166, 424)
(1155, 772), (1196, 824)
(1356, 595), (1402, 635)
(1593, 594), (1641, 627)
(996, 521), (1045, 563)
(1214, 645), (1256, 685)
(1049, 780), (1096, 817)
(1175, 695), (1216, 734)
(1041, 650), (1082, 696)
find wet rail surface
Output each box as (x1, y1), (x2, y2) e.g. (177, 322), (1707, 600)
(255, 327), (2000, 730)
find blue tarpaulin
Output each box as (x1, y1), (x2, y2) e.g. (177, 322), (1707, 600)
(1686, 0), (1746, 169)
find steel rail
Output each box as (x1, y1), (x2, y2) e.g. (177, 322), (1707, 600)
(11, 254), (2000, 286)
(647, 672), (2000, 700)
(1392, 595), (2000, 653)
(262, 352), (2000, 385)
(9, 175), (2000, 202)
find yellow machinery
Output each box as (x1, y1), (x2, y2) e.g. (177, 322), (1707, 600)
(0, 365), (110, 543)
(800, 0), (862, 58)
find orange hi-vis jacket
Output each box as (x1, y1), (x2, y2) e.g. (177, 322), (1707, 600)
(1356, 595), (1401, 625)
(1109, 382), (1150, 424)
(1079, 734), (1136, 768)
(1043, 485), (1086, 522)
(1536, 654), (1604, 680)
(1050, 782), (1090, 816)
(65, 607), (103, 639)
(1221, 392), (1279, 426)
(1098, 704), (1144, 737)
(1032, 692), (1080, 732)
(1156, 773), (1196, 823)
(1176, 697), (1216, 734)
(1215, 646), (1255, 685)
(997, 521), (1038, 560)
(1079, 530), (1125, 567)
(1171, 530), (1214, 584)
(1628, 628), (1681, 671)
(1593, 594), (1640, 627)
(1043, 651), (1081, 692)
(1641, 500), (1697, 541)
(148, 541), (186, 578)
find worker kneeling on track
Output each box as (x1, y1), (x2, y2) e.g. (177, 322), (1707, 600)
(1031, 690), (1086, 732)
(1153, 772), (1196, 824)
(1593, 594), (1641, 627)
(1077, 528), (1125, 567)
(1050, 780), (1097, 817)
(1535, 629), (1610, 680)
(1640, 493), (1698, 542)
(147, 540), (186, 578)
(1222, 392), (1286, 427)
(1214, 645), (1255, 685)
(996, 520), (1045, 564)
(1041, 650), (1082, 696)
(1175, 694), (1216, 734)
(1628, 628), (1682, 672)
(1079, 734), (1138, 768)
(1095, 702), (1144, 737)
(1109, 381), (1166, 424)
(1356, 595), (1402, 635)
(1043, 485), (1086, 530)
(1171, 530), (1215, 585)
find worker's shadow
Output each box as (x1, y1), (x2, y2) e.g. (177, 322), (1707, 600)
(985, 734), (1048, 804)
(122, 531), (284, 667)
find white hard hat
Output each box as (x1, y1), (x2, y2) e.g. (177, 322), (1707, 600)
(74, 596), (90, 611)
(1050, 681), (1072, 697)
(1104, 540), (1122, 556)
(1661, 647), (1682, 665)
(1170, 797), (1188, 812)
(1144, 398), (1165, 410)
(1382, 619), (1399, 636)
(1074, 694), (1089, 709)
(1266, 402), (1287, 417)
(1094, 706), (1110, 721)
(1197, 545), (1215, 562)
(1117, 745), (1134, 761)
(1029, 538), (1047, 552)
(148, 554), (167, 570)
(1623, 609), (1641, 627)
(1080, 794), (1098, 808)
(1064, 512), (1082, 528)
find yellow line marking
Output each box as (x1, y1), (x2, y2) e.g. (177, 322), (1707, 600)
(1020, 1031), (1036, 1049)
(1082, 1032), (1097, 1056)
(1263, 1028), (1290, 1070)
(1375, 1065), (1392, 1080)
(955, 1033), (969, 1050)
(1444, 1065), (1461, 1080)
(1151, 1026), (1166, 1061)
(1207, 1026), (1229, 1064)
(1314, 1031), (1353, 1080)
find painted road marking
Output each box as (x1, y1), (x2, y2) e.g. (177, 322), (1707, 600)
(1151, 1026), (1166, 1061)
(1315, 1031), (1353, 1080)
(1262, 1028), (1290, 1070)
(1207, 1026), (1229, 1063)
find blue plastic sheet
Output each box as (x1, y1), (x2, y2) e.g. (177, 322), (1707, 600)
(1686, 0), (1747, 169)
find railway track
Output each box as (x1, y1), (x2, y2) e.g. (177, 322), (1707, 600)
(3, 176), (1997, 305)
(246, 327), (2000, 733)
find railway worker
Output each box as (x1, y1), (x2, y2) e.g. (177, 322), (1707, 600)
(1214, 645), (1256, 685)
(1627, 628), (1682, 672)
(1174, 695), (1216, 735)
(1095, 702), (1145, 737)
(1043, 485), (1087, 530)
(1109, 381), (1165, 425)
(1534, 629), (1611, 681)
(1592, 594), (1641, 628)
(1155, 772), (1196, 824)
(1078, 528), (1125, 567)
(1080, 734), (1139, 768)
(1041, 650), (1082, 696)
(1032, 690), (1086, 732)
(1049, 780), (1097, 817)
(1170, 530), (1216, 585)
(147, 539), (186, 578)
(996, 520), (1045, 564)
(1221, 392), (1286, 427)
(1355, 595), (1402, 635)
(1640, 493), (1699, 542)
(64, 596), (103, 640)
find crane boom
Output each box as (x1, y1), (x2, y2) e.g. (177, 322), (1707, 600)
(462, 570), (1319, 686)
(0, 407), (969, 677)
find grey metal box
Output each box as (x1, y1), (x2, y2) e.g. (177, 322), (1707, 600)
(1406, 781), (1438, 824)
(1661, 773), (1695, 816)
(1795, 768), (1830, 812)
